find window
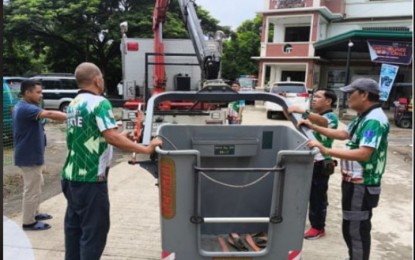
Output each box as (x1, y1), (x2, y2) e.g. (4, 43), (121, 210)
(267, 23), (275, 43)
(41, 80), (61, 90)
(284, 26), (310, 42)
(271, 84), (306, 93)
(327, 70), (346, 89)
(61, 79), (78, 89)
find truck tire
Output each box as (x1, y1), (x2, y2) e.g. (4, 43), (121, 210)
(398, 119), (412, 129)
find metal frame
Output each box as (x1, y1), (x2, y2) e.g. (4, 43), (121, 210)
(144, 52), (200, 105)
(143, 90), (316, 145)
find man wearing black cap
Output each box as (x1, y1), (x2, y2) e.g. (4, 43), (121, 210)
(301, 78), (390, 260)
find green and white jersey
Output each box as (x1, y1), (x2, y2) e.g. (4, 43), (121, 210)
(341, 107), (390, 185)
(227, 100), (245, 118)
(62, 92), (117, 182)
(314, 111), (339, 161)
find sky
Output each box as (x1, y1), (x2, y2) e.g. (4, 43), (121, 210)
(195, 0), (265, 30)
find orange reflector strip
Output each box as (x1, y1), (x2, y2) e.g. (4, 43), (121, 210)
(160, 157), (176, 219)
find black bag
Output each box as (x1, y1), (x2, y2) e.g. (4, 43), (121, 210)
(321, 158), (337, 176)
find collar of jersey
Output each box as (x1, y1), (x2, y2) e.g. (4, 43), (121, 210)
(78, 89), (99, 95)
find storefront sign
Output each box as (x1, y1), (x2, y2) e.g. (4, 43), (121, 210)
(276, 0), (305, 8)
(367, 40), (412, 65)
(379, 63), (399, 101)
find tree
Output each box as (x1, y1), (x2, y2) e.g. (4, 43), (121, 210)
(221, 15), (262, 81)
(3, 0), (230, 95)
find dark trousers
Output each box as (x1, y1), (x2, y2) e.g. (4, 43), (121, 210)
(308, 161), (330, 230)
(342, 181), (380, 260)
(61, 179), (110, 260)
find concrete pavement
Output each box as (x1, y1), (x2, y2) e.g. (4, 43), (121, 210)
(3, 106), (413, 259)
(4, 161), (162, 259)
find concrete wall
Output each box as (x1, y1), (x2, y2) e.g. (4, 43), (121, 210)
(345, 0), (413, 18)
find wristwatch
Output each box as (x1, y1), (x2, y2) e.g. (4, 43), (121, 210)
(302, 109), (311, 119)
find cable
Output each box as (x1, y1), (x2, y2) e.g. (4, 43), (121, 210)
(199, 171), (271, 189)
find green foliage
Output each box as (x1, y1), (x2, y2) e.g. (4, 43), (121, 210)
(221, 15), (262, 81)
(3, 0), (261, 94)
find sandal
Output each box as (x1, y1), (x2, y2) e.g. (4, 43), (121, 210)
(251, 232), (268, 248)
(35, 213), (53, 221)
(245, 234), (262, 252)
(227, 233), (249, 251)
(22, 221), (51, 231)
(217, 236), (229, 252)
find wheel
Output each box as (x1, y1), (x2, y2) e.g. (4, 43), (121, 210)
(398, 119), (412, 129)
(60, 102), (70, 113)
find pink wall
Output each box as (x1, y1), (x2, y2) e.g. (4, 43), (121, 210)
(266, 43), (310, 57)
(311, 13), (320, 42)
(322, 0), (345, 14)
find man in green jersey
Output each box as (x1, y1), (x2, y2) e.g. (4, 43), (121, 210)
(61, 62), (162, 260)
(288, 89), (339, 240)
(304, 78), (389, 260)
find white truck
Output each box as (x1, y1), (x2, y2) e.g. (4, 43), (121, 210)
(118, 37), (202, 101)
(118, 0), (229, 136)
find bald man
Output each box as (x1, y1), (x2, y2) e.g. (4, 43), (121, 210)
(61, 62), (162, 260)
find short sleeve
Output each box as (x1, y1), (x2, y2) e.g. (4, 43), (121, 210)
(95, 99), (117, 132)
(21, 103), (43, 121)
(358, 120), (383, 149)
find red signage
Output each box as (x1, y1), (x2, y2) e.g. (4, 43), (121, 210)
(367, 40), (412, 65)
(127, 42), (139, 51)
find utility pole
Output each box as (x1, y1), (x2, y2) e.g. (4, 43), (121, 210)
(341, 40), (354, 118)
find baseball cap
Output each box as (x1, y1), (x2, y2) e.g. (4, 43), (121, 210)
(340, 78), (380, 95)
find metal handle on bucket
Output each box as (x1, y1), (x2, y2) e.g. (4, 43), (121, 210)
(203, 217), (271, 223)
(142, 90), (315, 144)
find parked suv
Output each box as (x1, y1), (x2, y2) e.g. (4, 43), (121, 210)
(264, 81), (310, 119)
(30, 73), (78, 112)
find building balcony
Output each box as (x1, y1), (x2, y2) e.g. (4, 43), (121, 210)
(261, 42), (315, 58)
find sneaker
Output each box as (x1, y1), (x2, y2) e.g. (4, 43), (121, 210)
(304, 227), (325, 240)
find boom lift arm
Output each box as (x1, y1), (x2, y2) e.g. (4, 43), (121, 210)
(152, 0), (225, 94)
(152, 0), (169, 96)
(177, 0), (225, 80)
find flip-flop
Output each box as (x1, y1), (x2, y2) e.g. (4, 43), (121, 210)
(251, 232), (268, 248)
(35, 213), (53, 221)
(245, 234), (262, 252)
(22, 221), (51, 231)
(227, 233), (249, 251)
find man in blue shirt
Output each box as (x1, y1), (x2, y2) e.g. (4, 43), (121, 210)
(13, 79), (66, 231)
